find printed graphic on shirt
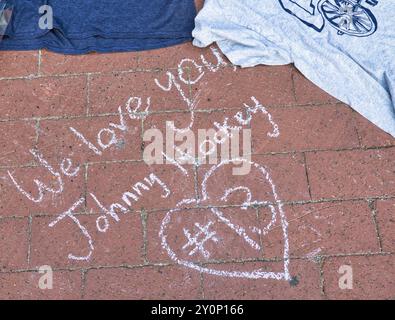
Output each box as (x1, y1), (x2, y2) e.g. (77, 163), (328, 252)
(278, 0), (379, 37)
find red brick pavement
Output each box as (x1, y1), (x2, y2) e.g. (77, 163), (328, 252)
(0, 0), (394, 300)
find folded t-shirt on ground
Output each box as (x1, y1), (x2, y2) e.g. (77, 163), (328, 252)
(0, 0), (196, 53)
(193, 0), (395, 137)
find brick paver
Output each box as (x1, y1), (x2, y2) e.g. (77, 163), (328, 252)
(0, 0), (394, 300)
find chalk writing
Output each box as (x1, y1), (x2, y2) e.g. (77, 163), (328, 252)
(48, 197), (94, 261)
(47, 172), (170, 260)
(182, 221), (219, 259)
(160, 158), (291, 281)
(7, 149), (66, 203)
(89, 172), (170, 235)
(5, 47), (292, 283)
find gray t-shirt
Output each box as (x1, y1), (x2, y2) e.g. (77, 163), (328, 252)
(193, 0), (395, 137)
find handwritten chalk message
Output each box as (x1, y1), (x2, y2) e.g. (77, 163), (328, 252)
(5, 47), (293, 281)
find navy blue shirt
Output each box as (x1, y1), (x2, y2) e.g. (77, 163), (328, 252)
(0, 0), (196, 53)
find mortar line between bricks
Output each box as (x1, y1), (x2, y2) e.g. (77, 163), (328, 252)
(197, 251), (395, 265)
(135, 53), (141, 69)
(3, 195), (395, 220)
(193, 161), (200, 202)
(319, 257), (326, 298)
(0, 101), (348, 124)
(27, 215), (33, 266)
(0, 258), (332, 274)
(253, 144), (395, 155)
(315, 251), (394, 258)
(34, 119), (40, 147)
(140, 209), (149, 265)
(302, 152), (312, 200)
(256, 208), (265, 259)
(1, 195), (394, 220)
(368, 199), (384, 252)
(352, 112), (363, 148)
(0, 158), (144, 170)
(2, 144), (394, 171)
(185, 64), (201, 203)
(135, 62), (235, 74)
(146, 101), (343, 112)
(0, 215), (28, 221)
(140, 117), (145, 161)
(85, 74), (92, 116)
(1, 210), (118, 221)
(37, 50), (42, 76)
(199, 272), (205, 300)
(0, 69), (128, 81)
(4, 60), (233, 81)
(0, 65), (190, 82)
(290, 67), (298, 104)
(83, 163), (89, 211)
(139, 196), (395, 214)
(81, 269), (87, 299)
(1, 252), (393, 274)
(0, 263), (173, 274)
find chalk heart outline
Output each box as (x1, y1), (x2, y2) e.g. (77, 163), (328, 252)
(159, 158), (291, 281)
